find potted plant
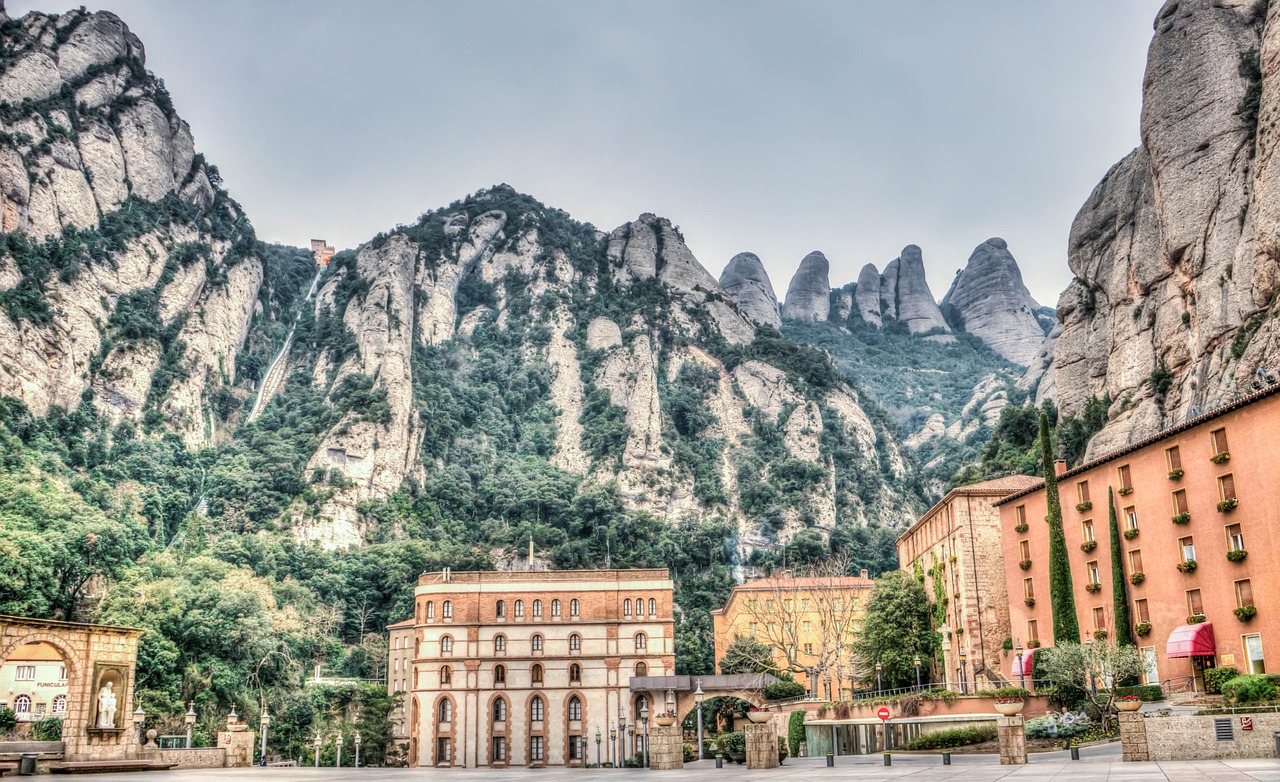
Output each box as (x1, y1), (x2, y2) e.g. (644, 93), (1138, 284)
(776, 736), (788, 765)
(1025, 597), (1036, 607)
(1177, 560), (1198, 573)
(994, 697), (1025, 716)
(1130, 571), (1145, 585)
(682, 742), (697, 763)
(1116, 695), (1143, 712)
(1217, 498), (1238, 512)
(1168, 468), (1184, 480)
(719, 732), (746, 764)
(1080, 540), (1098, 553)
(1014, 523), (1029, 534)
(1124, 527), (1140, 540)
(1172, 512), (1191, 524)
(1093, 629), (1108, 641)
(746, 707), (771, 724)
(1019, 558), (1032, 571)
(1210, 451), (1230, 465)
(654, 710), (677, 727)
(1077, 501), (1093, 512)
(1027, 639), (1041, 648)
(1118, 486), (1134, 496)
(1227, 549), (1247, 563)
(1187, 613), (1206, 624)
(1085, 582), (1102, 593)
(1235, 605), (1257, 622)
(1134, 622), (1151, 637)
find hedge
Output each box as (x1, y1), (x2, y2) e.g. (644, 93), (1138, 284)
(1222, 674), (1280, 704)
(1116, 685), (1163, 702)
(787, 711), (805, 757)
(764, 680), (807, 700)
(1204, 667), (1238, 695)
(903, 725), (997, 750)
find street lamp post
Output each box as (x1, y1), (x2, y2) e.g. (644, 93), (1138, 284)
(595, 728), (602, 766)
(1015, 642), (1025, 690)
(610, 726), (617, 768)
(259, 709), (270, 767)
(875, 661), (883, 695)
(184, 703), (196, 749)
(618, 706), (626, 766)
(913, 656), (922, 692)
(959, 650), (968, 695)
(627, 725), (635, 765)
(132, 705), (145, 746)
(640, 703), (649, 769)
(354, 732), (362, 768)
(694, 680), (705, 761)
(1084, 638), (1097, 697)
(313, 732), (322, 768)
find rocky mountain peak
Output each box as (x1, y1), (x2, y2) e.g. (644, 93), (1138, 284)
(879, 245), (951, 336)
(941, 237), (1047, 366)
(719, 251), (780, 328)
(781, 250), (831, 321)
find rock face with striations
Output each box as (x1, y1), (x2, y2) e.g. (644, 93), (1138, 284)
(719, 252), (780, 328)
(781, 251), (831, 321)
(854, 263), (883, 326)
(941, 238), (1047, 366)
(880, 245), (952, 336)
(1037, 0), (1280, 459)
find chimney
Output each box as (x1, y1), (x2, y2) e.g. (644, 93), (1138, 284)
(1053, 459), (1067, 477)
(860, 569), (869, 580)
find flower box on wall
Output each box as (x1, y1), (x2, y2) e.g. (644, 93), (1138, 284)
(1019, 559), (1032, 571)
(1118, 487), (1134, 496)
(1171, 512), (1191, 524)
(1187, 613), (1206, 624)
(1093, 629), (1108, 641)
(1014, 523), (1029, 534)
(1130, 572), (1145, 585)
(1227, 550), (1247, 563)
(1080, 540), (1098, 553)
(1168, 469), (1184, 480)
(1177, 560), (1198, 573)
(1025, 597), (1036, 607)
(1135, 622), (1152, 637)
(1085, 582), (1102, 593)
(1235, 605), (1257, 622)
(1076, 501), (1093, 513)
(1217, 498), (1238, 512)
(1124, 528), (1139, 540)
(1210, 452), (1230, 465)
(1026, 639), (1041, 648)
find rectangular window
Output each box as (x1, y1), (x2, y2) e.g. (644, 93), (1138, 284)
(530, 736), (544, 762)
(1077, 481), (1090, 504)
(437, 738), (451, 764)
(1118, 465), (1133, 491)
(1027, 619), (1039, 643)
(1019, 540), (1030, 560)
(1135, 598), (1150, 624)
(1092, 607), (1106, 630)
(1211, 428), (1229, 457)
(1167, 446), (1182, 472)
(15, 666), (34, 681)
(1180, 536), (1196, 563)
(1016, 506), (1026, 527)
(1087, 560), (1100, 584)
(1082, 520), (1095, 542)
(1236, 579), (1254, 608)
(1187, 589), (1203, 616)
(493, 737), (507, 763)
(1245, 634), (1266, 675)
(1219, 474), (1236, 502)
(1173, 490), (1188, 515)
(803, 622), (812, 634)
(1129, 549), (1143, 573)
(1125, 507), (1139, 531)
(1227, 524), (1245, 552)
(1142, 647), (1159, 685)
(801, 599), (811, 611)
(804, 643), (813, 655)
(1023, 578), (1034, 600)
(569, 736), (582, 760)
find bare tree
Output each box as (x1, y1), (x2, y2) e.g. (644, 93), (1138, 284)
(1037, 641), (1143, 731)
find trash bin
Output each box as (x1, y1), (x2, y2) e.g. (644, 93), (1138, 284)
(19, 753), (38, 775)
(1274, 731), (1280, 758)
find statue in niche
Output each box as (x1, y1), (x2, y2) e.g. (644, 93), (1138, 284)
(96, 681), (117, 728)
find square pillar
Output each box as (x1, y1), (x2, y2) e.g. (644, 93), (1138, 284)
(648, 724), (683, 770)
(744, 721), (778, 769)
(996, 715), (1026, 765)
(1118, 711), (1149, 762)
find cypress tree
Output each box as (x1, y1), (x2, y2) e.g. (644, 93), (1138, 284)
(1041, 411), (1081, 644)
(1109, 487), (1136, 646)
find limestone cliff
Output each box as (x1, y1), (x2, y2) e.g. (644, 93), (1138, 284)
(781, 251), (831, 321)
(941, 238), (1048, 366)
(718, 252), (780, 328)
(1040, 0), (1280, 458)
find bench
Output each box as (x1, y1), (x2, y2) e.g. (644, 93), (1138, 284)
(0, 762), (18, 776)
(50, 760), (176, 774)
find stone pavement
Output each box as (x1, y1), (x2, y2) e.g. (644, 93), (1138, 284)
(61, 746), (1280, 782)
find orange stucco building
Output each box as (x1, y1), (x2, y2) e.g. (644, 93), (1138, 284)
(996, 384), (1280, 689)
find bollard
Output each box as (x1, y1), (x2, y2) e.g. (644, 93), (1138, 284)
(715, 754), (723, 769)
(1070, 746), (1080, 760)
(883, 752), (891, 766)
(826, 753), (834, 767)
(1275, 731), (1280, 758)
(942, 751), (951, 765)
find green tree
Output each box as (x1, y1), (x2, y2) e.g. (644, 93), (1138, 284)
(1108, 488), (1135, 647)
(1041, 412), (1080, 644)
(1037, 642), (1142, 731)
(719, 635), (775, 675)
(852, 570), (939, 690)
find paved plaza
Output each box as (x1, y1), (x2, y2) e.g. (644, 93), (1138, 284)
(69, 744), (1280, 782)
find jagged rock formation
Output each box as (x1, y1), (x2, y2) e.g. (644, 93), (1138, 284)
(854, 263), (883, 326)
(881, 245), (952, 336)
(941, 238), (1047, 366)
(1039, 0), (1280, 458)
(718, 252), (780, 328)
(781, 251), (831, 321)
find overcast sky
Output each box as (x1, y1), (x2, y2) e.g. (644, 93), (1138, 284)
(15, 0), (1164, 306)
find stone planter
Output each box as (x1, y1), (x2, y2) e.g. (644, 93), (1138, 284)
(994, 701), (1025, 716)
(746, 711), (772, 724)
(654, 715), (676, 727)
(1116, 699), (1143, 712)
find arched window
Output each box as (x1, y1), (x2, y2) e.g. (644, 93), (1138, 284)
(426, 601), (435, 620)
(624, 598), (632, 616)
(13, 695), (30, 715)
(441, 635), (454, 654)
(438, 700), (452, 723)
(649, 598), (657, 616)
(496, 600), (506, 618)
(440, 665), (452, 684)
(532, 634), (544, 652)
(494, 634), (507, 653)
(494, 664), (506, 684)
(533, 599), (543, 618)
(635, 632), (647, 650)
(569, 633), (581, 651)
(635, 662), (648, 677)
(442, 600), (453, 619)
(530, 696), (544, 722)
(570, 599), (580, 617)
(494, 699), (507, 722)
(568, 695), (583, 721)
(514, 600), (524, 617)
(532, 663), (544, 684)
(52, 695), (66, 714)
(551, 599), (561, 617)
(634, 595), (644, 616)
(569, 663), (581, 683)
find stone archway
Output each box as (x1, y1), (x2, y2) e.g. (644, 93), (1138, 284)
(627, 673), (778, 769)
(0, 615), (141, 762)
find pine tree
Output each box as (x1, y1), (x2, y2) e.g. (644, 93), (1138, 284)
(1041, 411), (1080, 644)
(1109, 487), (1136, 647)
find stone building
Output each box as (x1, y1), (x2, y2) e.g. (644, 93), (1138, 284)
(386, 618), (415, 746)
(711, 572), (873, 699)
(996, 384), (1280, 690)
(392, 568), (674, 768)
(0, 641), (69, 721)
(894, 476), (1040, 689)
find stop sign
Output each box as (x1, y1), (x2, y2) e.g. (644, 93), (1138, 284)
(877, 707), (890, 722)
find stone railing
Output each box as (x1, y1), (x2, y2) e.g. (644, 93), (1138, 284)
(141, 747), (227, 768)
(1119, 710), (1280, 761)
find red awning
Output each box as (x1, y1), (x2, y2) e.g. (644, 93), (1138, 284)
(1166, 623), (1216, 658)
(1009, 648), (1035, 677)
